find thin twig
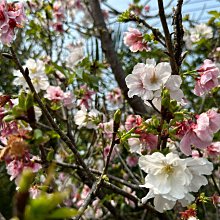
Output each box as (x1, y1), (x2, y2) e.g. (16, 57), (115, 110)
(115, 148), (141, 185)
(54, 160), (143, 191)
(73, 182), (97, 220)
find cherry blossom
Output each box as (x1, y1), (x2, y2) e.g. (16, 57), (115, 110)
(144, 5), (150, 12)
(123, 28), (150, 52)
(205, 142), (220, 158)
(0, 0), (26, 45)
(184, 23), (213, 49)
(194, 59), (219, 96)
(125, 65), (153, 100)
(139, 152), (213, 212)
(180, 110), (220, 155)
(143, 60), (171, 91)
(126, 155), (138, 167)
(44, 86), (64, 101)
(165, 75), (184, 101)
(13, 58), (49, 93)
(125, 114), (142, 131)
(106, 88), (123, 107)
(128, 132), (157, 155)
(125, 59), (172, 104)
(66, 42), (84, 67)
(63, 91), (76, 109)
(74, 106), (102, 129)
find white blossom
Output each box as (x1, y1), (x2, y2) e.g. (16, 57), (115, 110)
(139, 152), (213, 212)
(74, 106), (102, 129)
(125, 63), (153, 100)
(125, 59), (172, 101)
(184, 24), (213, 49)
(143, 60), (171, 91)
(165, 75), (184, 102)
(13, 58), (49, 93)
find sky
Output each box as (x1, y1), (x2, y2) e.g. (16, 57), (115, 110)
(107, 0), (220, 25)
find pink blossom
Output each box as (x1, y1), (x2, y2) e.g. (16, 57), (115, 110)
(212, 194), (220, 207)
(205, 142), (220, 157)
(53, 1), (65, 21)
(99, 120), (113, 138)
(191, 150), (200, 158)
(0, 0), (26, 45)
(29, 185), (41, 199)
(125, 114), (142, 131)
(126, 155), (138, 167)
(44, 86), (64, 101)
(6, 159), (23, 180)
(63, 91), (75, 109)
(106, 88), (123, 107)
(180, 110), (220, 155)
(78, 85), (95, 109)
(124, 28), (150, 52)
(76, 185), (90, 207)
(103, 145), (116, 161)
(194, 59), (219, 96)
(6, 154), (42, 183)
(140, 133), (158, 152)
(144, 5), (150, 12)
(1, 121), (18, 137)
(53, 22), (64, 33)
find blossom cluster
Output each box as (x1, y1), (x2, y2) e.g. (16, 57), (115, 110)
(0, 0), (26, 45)
(125, 59), (184, 110)
(194, 59), (220, 96)
(13, 58), (75, 109)
(178, 109), (220, 155)
(124, 28), (150, 52)
(184, 23), (213, 49)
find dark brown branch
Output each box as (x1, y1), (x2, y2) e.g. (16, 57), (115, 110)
(157, 0), (179, 75)
(173, 0), (184, 67)
(86, 0), (149, 115)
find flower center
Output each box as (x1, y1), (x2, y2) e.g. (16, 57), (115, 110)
(150, 71), (158, 84)
(163, 164), (174, 174)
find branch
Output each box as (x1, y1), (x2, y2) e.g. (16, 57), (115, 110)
(73, 182), (97, 220)
(157, 0), (179, 75)
(86, 0), (149, 115)
(127, 16), (166, 47)
(54, 160), (142, 191)
(173, 0), (184, 67)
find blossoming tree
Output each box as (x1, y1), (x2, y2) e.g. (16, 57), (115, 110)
(0, 0), (219, 220)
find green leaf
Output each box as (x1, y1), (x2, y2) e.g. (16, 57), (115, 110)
(25, 93), (34, 110)
(46, 149), (54, 162)
(118, 10), (131, 22)
(34, 129), (43, 140)
(143, 34), (152, 42)
(18, 91), (26, 109)
(208, 10), (220, 18)
(47, 208), (78, 219)
(46, 130), (60, 139)
(3, 114), (15, 122)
